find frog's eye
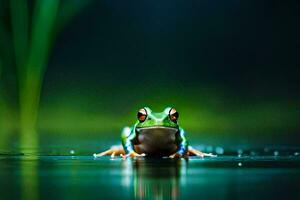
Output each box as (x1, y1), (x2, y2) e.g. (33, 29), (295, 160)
(169, 108), (179, 122)
(137, 108), (147, 122)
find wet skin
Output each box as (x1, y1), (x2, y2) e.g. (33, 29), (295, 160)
(95, 107), (214, 158)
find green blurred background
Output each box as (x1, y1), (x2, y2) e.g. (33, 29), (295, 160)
(0, 0), (299, 150)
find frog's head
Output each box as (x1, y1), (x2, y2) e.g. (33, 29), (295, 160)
(134, 107), (180, 155)
(135, 107), (179, 129)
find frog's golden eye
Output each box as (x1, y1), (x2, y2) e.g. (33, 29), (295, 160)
(137, 108), (147, 122)
(169, 108), (179, 122)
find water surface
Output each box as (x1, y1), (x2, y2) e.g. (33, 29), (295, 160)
(0, 140), (299, 200)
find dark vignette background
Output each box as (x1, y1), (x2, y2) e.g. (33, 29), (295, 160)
(0, 1), (300, 200)
(36, 0), (300, 145)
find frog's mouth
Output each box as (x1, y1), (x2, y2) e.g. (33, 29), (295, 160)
(135, 126), (179, 156)
(136, 126), (178, 137)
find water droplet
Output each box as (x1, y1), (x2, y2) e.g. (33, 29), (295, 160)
(273, 151), (279, 156)
(294, 152), (299, 156)
(70, 150), (75, 154)
(237, 149), (243, 157)
(238, 162), (242, 167)
(215, 147), (224, 155)
(250, 151), (256, 156)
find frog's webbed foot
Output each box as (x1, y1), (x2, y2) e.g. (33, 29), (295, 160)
(188, 146), (217, 157)
(93, 145), (125, 158)
(122, 152), (146, 159)
(169, 152), (188, 159)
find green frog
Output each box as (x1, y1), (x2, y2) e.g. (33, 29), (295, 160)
(94, 107), (215, 158)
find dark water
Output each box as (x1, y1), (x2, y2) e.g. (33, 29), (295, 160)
(1, 141), (300, 200)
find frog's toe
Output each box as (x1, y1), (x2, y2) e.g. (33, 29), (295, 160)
(188, 147), (217, 158)
(202, 152), (217, 157)
(169, 152), (186, 159)
(169, 154), (177, 159)
(124, 152), (146, 158)
(94, 145), (125, 157)
(111, 152), (116, 158)
(93, 149), (112, 157)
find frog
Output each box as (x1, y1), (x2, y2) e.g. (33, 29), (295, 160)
(94, 107), (215, 158)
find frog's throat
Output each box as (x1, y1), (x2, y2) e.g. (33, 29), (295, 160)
(135, 126), (179, 156)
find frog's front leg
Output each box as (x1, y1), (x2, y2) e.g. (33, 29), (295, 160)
(169, 128), (188, 158)
(188, 146), (217, 157)
(94, 128), (131, 158)
(93, 145), (125, 158)
(121, 126), (145, 158)
(169, 128), (216, 158)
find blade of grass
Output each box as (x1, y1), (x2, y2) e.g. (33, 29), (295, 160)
(20, 0), (60, 132)
(0, 59), (9, 146)
(0, 58), (12, 133)
(0, 59), (3, 117)
(0, 17), (14, 130)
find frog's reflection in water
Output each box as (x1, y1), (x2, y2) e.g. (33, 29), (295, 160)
(121, 158), (187, 200)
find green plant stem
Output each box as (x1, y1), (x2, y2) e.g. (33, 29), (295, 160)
(0, 59), (10, 149)
(0, 58), (4, 129)
(20, 0), (60, 133)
